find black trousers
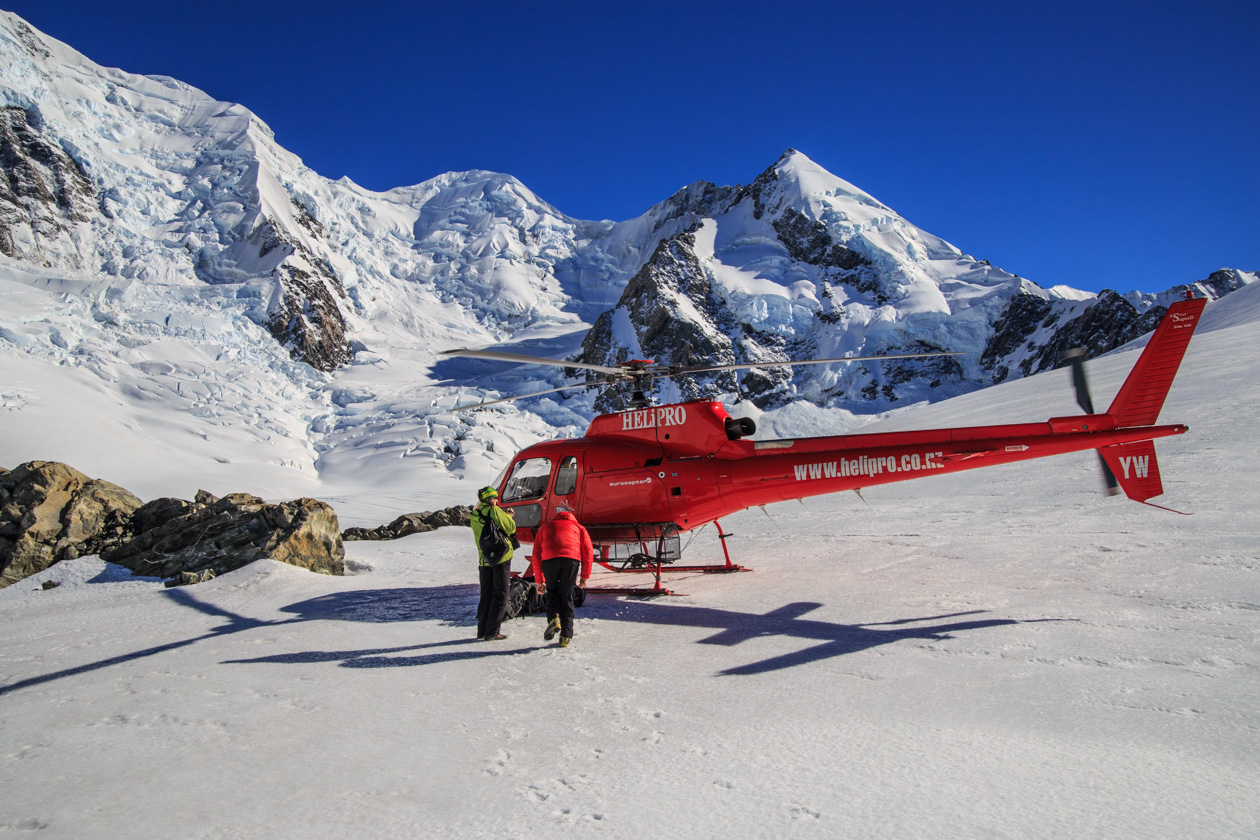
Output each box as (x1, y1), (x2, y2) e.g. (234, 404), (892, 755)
(541, 556), (580, 639)
(477, 562), (510, 638)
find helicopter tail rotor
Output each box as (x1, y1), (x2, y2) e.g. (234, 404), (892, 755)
(1063, 347), (1121, 496)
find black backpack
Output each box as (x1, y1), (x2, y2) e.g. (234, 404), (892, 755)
(478, 509), (510, 563)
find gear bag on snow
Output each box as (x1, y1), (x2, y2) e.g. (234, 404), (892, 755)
(478, 510), (511, 564)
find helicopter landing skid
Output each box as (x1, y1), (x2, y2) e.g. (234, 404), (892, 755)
(587, 520), (749, 596)
(586, 583), (682, 597)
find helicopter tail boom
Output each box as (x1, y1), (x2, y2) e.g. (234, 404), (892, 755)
(720, 297), (1208, 512)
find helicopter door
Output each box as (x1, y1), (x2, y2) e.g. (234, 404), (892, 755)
(501, 456), (552, 529)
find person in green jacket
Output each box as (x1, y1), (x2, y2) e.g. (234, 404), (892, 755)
(471, 486), (517, 640)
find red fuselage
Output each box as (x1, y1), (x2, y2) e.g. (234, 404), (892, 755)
(495, 296), (1204, 544)
(498, 402), (1187, 543)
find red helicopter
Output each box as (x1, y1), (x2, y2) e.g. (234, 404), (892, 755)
(441, 295), (1206, 598)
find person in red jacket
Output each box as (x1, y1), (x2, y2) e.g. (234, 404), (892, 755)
(530, 506), (593, 648)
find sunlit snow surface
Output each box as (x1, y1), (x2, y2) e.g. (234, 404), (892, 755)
(1, 285), (1257, 838)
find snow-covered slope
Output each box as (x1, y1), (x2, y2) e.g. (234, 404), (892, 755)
(0, 10), (610, 509)
(0, 259), (1256, 840)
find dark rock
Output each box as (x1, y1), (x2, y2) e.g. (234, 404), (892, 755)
(0, 461), (142, 588)
(128, 497), (191, 536)
(342, 505), (473, 541)
(579, 230), (743, 410)
(878, 340), (965, 396)
(1196, 268), (1250, 299)
(164, 569), (216, 588)
(1020, 291), (1165, 379)
(190, 202), (351, 373)
(104, 494), (344, 581)
(981, 291), (1054, 378)
(264, 259), (352, 373)
(648, 181), (741, 239)
(774, 207), (873, 272)
(0, 106), (96, 262)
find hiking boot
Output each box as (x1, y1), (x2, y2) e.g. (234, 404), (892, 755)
(543, 617), (561, 641)
(558, 636), (571, 648)
(486, 634), (507, 641)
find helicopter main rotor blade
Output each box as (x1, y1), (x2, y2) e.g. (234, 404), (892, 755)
(450, 381), (597, 411)
(441, 347), (965, 410)
(440, 348), (625, 376)
(669, 350), (964, 376)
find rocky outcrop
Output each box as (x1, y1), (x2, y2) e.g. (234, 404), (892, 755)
(646, 180), (741, 239)
(1023, 291), (1165, 376)
(981, 290), (1168, 384)
(0, 461), (142, 588)
(342, 506), (473, 541)
(1195, 268), (1252, 300)
(772, 207), (884, 303)
(580, 230), (746, 409)
(265, 260), (353, 373)
(102, 491), (344, 582)
(228, 213), (353, 374)
(0, 105), (95, 263)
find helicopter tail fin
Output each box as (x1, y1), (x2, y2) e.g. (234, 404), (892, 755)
(1106, 296), (1206, 427)
(1097, 440), (1192, 514)
(1098, 440), (1163, 503)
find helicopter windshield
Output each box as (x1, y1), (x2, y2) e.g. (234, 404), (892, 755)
(502, 457), (551, 503)
(490, 462), (510, 493)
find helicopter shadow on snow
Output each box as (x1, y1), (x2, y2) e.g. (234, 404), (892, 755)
(223, 588), (1068, 675)
(0, 585), (1069, 696)
(585, 599), (1070, 676)
(0, 584), (504, 697)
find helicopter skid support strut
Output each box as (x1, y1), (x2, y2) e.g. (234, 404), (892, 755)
(587, 520), (749, 596)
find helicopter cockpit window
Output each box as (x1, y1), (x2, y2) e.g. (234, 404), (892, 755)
(502, 457), (552, 503)
(554, 456), (578, 496)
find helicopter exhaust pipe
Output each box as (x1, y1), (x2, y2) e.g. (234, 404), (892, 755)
(725, 416), (757, 440)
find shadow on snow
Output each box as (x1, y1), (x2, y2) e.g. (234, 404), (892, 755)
(592, 601), (1066, 675)
(0, 584), (1067, 695)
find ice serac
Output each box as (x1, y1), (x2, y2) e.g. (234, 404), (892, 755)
(0, 4), (619, 375)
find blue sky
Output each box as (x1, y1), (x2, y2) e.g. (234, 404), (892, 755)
(7, 0), (1256, 294)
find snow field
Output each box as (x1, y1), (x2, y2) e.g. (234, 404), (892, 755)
(1, 286), (1257, 838)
